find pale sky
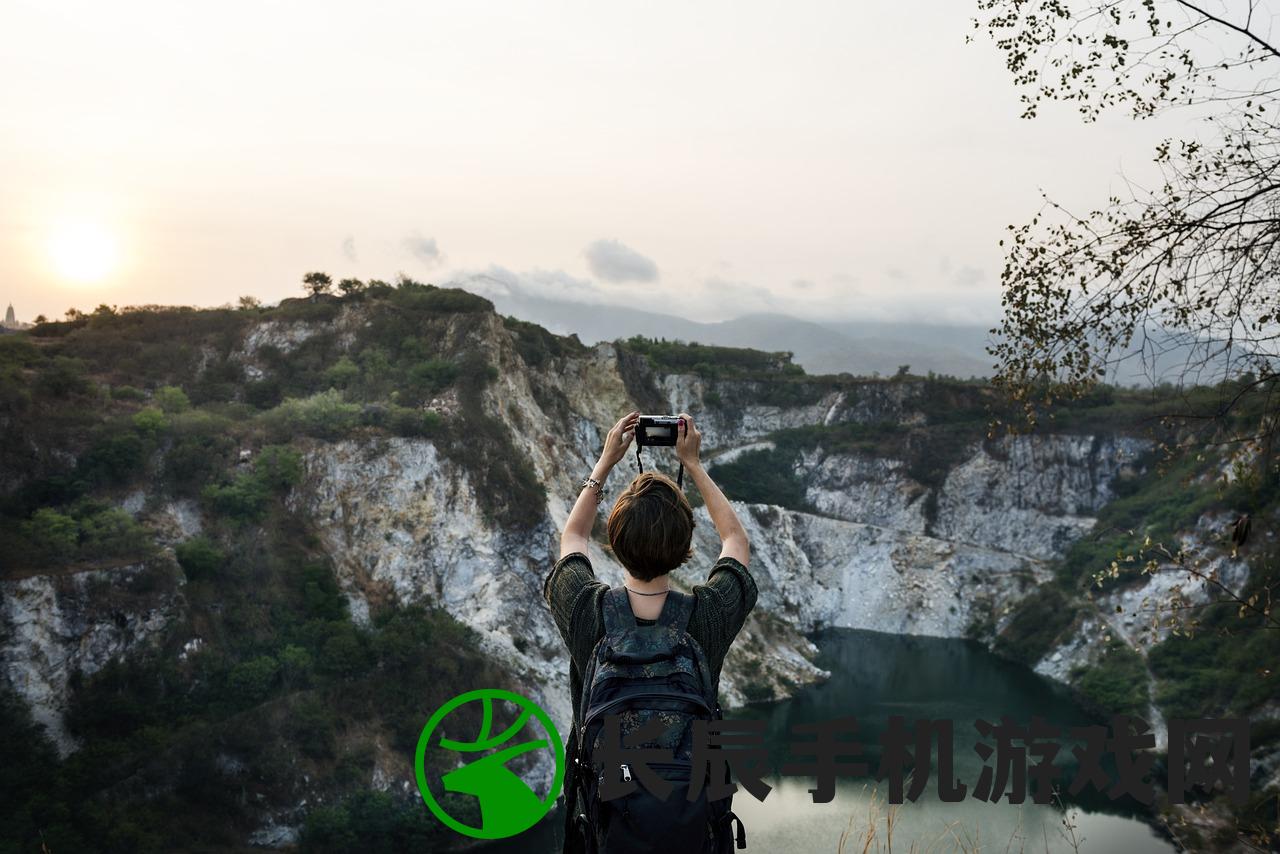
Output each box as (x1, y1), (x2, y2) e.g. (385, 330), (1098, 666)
(1, 0), (1205, 326)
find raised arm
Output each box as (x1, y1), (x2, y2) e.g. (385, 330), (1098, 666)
(560, 410), (639, 559)
(676, 412), (750, 566)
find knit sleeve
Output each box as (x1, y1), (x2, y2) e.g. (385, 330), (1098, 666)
(542, 551), (607, 674)
(689, 555), (759, 681)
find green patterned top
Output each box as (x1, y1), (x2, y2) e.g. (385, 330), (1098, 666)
(542, 551), (758, 725)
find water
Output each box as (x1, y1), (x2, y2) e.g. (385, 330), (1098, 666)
(482, 628), (1176, 853)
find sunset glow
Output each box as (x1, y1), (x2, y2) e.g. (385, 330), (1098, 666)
(45, 221), (120, 285)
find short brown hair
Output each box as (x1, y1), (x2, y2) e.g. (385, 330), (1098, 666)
(606, 472), (695, 582)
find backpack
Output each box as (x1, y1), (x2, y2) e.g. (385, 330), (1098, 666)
(566, 586), (748, 854)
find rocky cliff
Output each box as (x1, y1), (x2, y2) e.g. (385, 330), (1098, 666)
(3, 289), (1259, 848)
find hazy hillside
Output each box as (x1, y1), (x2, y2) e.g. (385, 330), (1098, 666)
(454, 272), (1251, 388)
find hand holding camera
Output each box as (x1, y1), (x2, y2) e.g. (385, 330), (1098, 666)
(674, 412), (701, 467)
(600, 410), (641, 468)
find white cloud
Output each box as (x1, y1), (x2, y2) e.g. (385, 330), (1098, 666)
(584, 239), (659, 283)
(449, 264), (605, 303)
(402, 232), (443, 268)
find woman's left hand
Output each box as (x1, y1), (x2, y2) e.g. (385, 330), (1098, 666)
(600, 410), (640, 468)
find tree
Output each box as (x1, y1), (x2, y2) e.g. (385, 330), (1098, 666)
(238, 295), (261, 311)
(973, 4), (1280, 800)
(973, 1), (1280, 454)
(302, 271), (333, 299)
(337, 277), (366, 297)
(155, 385), (190, 414)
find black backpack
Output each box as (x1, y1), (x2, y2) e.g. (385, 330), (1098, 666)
(565, 586), (748, 853)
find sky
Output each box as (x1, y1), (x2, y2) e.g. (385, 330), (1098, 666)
(0, 0), (1209, 326)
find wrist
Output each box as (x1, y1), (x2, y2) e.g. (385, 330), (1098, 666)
(591, 458), (614, 480)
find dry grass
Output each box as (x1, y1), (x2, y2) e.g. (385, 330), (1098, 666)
(834, 774), (1086, 854)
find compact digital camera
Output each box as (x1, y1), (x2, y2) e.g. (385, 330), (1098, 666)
(635, 414), (682, 447)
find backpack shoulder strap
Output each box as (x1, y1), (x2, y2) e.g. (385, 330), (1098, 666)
(601, 586), (634, 636)
(656, 588), (694, 636)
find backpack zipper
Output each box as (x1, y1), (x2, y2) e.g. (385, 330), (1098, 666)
(582, 690), (711, 730)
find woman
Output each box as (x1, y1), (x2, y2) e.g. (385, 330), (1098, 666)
(542, 410), (756, 852)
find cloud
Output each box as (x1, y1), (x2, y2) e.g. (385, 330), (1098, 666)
(886, 267), (908, 282)
(449, 265), (605, 303)
(341, 235), (358, 262)
(952, 265), (985, 288)
(583, 239), (659, 283)
(791, 278), (815, 290)
(702, 276), (778, 309)
(402, 232), (443, 268)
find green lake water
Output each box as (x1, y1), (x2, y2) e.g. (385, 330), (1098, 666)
(483, 628), (1177, 853)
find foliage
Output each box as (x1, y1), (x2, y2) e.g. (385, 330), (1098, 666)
(992, 585), (1080, 666)
(503, 314), (589, 368)
(162, 409), (238, 496)
(972, 0), (1280, 490)
(302, 271), (333, 297)
(14, 501), (155, 566)
(1070, 640), (1149, 720)
(174, 536), (225, 580)
(201, 445), (302, 522)
(300, 790), (450, 853)
(259, 389), (362, 441)
(708, 447), (811, 510)
(621, 335), (794, 377)
(154, 385), (190, 414)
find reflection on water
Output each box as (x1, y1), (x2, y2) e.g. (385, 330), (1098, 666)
(482, 628), (1176, 853)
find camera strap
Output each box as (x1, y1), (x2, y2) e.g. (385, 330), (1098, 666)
(635, 445), (684, 488)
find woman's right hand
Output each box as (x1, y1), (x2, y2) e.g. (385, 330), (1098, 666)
(675, 412), (701, 466)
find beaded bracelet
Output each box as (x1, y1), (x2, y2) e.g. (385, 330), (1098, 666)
(579, 475), (604, 503)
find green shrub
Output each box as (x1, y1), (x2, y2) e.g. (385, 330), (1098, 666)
(320, 627), (372, 679)
(254, 445), (303, 490)
(407, 358), (459, 395)
(111, 384), (146, 401)
(993, 586), (1079, 665)
(279, 644), (314, 688)
(154, 385), (190, 414)
(36, 356), (90, 397)
(17, 502), (153, 564)
(244, 377), (283, 409)
(77, 428), (147, 487)
(131, 407), (168, 436)
(22, 507), (79, 560)
(387, 406), (443, 437)
(175, 537), (225, 580)
(710, 447), (810, 510)
(260, 389), (361, 440)
(163, 410), (237, 495)
(1073, 640), (1149, 719)
(202, 473), (270, 521)
(288, 693), (336, 759)
(227, 655), (278, 706)
(323, 356), (360, 389)
(79, 507), (153, 557)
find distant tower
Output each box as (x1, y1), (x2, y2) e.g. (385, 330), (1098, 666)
(3, 304), (14, 328)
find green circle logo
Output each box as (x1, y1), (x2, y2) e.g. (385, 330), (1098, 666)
(414, 688), (565, 840)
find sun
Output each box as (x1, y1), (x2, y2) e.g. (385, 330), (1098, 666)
(46, 221), (120, 284)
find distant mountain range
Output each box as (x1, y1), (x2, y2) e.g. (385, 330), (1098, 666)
(449, 272), (1252, 388)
